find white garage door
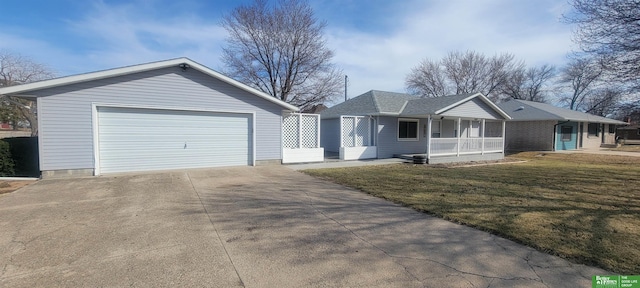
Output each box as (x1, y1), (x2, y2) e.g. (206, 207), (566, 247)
(97, 106), (252, 174)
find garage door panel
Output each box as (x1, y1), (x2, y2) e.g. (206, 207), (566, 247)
(97, 107), (252, 174)
(99, 149), (251, 161)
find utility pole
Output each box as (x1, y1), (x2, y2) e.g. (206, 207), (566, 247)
(344, 75), (348, 102)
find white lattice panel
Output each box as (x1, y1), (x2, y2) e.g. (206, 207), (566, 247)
(282, 113), (320, 149)
(342, 116), (371, 147)
(342, 117), (355, 147)
(282, 114), (300, 148)
(301, 115), (318, 148)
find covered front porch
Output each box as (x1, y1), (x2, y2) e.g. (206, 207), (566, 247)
(336, 115), (506, 163)
(409, 116), (506, 163)
(426, 117), (505, 158)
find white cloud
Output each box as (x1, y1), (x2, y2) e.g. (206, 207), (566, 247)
(324, 0), (576, 103)
(64, 0), (229, 72)
(1, 0), (578, 106)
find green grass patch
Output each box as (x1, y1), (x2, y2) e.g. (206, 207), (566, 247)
(303, 152), (640, 274)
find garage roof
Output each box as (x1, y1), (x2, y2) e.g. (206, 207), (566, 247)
(0, 57), (299, 112)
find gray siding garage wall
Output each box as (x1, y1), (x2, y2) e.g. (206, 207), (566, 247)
(377, 116), (427, 158)
(505, 121), (555, 151)
(34, 67), (285, 173)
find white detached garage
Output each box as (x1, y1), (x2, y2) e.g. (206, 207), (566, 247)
(0, 58), (299, 177)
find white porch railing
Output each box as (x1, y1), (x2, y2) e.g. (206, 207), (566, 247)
(483, 137), (504, 153)
(430, 137), (503, 156)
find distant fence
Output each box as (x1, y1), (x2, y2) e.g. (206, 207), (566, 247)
(0, 131), (31, 139)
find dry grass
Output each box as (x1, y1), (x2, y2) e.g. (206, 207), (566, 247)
(0, 181), (35, 195)
(609, 145), (640, 152)
(304, 152), (640, 274)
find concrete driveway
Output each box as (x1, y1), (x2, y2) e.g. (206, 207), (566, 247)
(0, 166), (606, 287)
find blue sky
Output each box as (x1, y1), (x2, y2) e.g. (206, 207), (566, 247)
(1, 0), (576, 102)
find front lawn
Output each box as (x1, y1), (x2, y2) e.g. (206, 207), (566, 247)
(303, 152), (640, 274)
(609, 144), (640, 152)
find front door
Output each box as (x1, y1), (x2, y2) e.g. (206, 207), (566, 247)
(556, 121), (579, 151)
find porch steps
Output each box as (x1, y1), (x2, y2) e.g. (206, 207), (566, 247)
(395, 154), (426, 161)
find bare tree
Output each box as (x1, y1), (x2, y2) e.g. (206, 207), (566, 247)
(221, 0), (342, 111)
(0, 51), (55, 136)
(405, 51), (519, 101)
(564, 0), (640, 90)
(583, 88), (622, 116)
(558, 57), (603, 110)
(502, 64), (556, 102)
(405, 59), (448, 97)
(615, 99), (640, 123)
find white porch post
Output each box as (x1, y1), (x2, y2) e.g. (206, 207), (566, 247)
(298, 113), (302, 149)
(427, 116), (432, 159)
(316, 114), (321, 148)
(456, 118), (461, 156)
(481, 119), (486, 155)
(501, 120), (506, 153)
(367, 116), (371, 146)
(339, 116), (344, 147)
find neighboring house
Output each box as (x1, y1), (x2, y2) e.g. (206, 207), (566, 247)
(0, 58), (299, 178)
(320, 90), (512, 163)
(616, 125), (640, 144)
(301, 104), (327, 114)
(497, 99), (627, 151)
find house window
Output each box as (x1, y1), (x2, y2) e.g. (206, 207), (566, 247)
(588, 123), (599, 137)
(398, 118), (419, 140)
(561, 126), (573, 142)
(431, 120), (441, 138)
(608, 124), (615, 134)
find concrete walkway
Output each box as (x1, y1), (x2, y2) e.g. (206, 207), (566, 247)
(0, 166), (606, 287)
(286, 158), (406, 170)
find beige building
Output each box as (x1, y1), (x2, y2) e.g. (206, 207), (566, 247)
(498, 99), (626, 151)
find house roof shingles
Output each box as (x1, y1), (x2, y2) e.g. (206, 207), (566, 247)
(497, 99), (626, 125)
(321, 90), (510, 119)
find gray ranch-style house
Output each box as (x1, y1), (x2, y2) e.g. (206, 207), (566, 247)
(320, 90), (512, 164)
(0, 58), (301, 178)
(498, 99), (627, 151)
